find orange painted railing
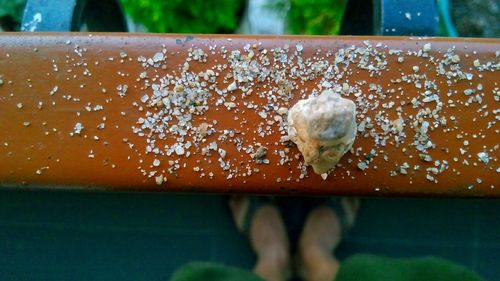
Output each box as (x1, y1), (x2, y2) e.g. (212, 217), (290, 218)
(0, 33), (498, 196)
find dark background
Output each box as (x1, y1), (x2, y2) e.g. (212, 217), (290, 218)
(0, 190), (498, 280)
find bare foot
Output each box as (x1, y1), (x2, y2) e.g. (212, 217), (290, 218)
(229, 197), (292, 281)
(298, 198), (359, 281)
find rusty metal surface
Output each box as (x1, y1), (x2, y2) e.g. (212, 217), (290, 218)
(0, 33), (498, 196)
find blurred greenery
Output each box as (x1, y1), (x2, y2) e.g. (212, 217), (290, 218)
(0, 0), (26, 30)
(279, 0), (347, 35)
(0, 0), (348, 35)
(0, 0), (25, 20)
(121, 0), (347, 35)
(120, 0), (245, 33)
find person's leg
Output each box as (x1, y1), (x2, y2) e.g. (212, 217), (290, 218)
(229, 196), (292, 281)
(298, 198), (359, 281)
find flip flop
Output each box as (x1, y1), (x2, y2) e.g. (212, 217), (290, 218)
(327, 197), (360, 239)
(294, 197), (360, 281)
(228, 195), (276, 236)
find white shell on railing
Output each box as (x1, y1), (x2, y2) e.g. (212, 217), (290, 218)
(288, 90), (357, 174)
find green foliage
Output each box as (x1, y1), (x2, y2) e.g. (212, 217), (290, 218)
(0, 0), (26, 28)
(120, 0), (245, 33)
(0, 0), (347, 34)
(285, 0), (347, 35)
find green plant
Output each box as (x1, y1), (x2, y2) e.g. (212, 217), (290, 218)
(0, 0), (27, 30)
(274, 0), (347, 35)
(120, 0), (245, 33)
